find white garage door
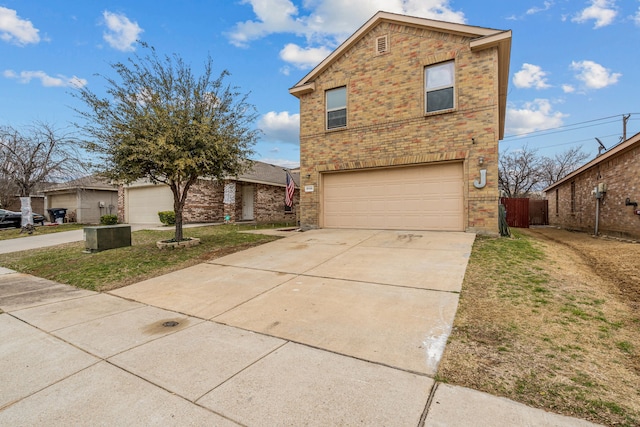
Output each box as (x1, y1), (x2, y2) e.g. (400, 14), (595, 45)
(126, 185), (174, 224)
(323, 163), (464, 231)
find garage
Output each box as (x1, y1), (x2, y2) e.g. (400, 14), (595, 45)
(47, 192), (77, 211)
(125, 184), (174, 224)
(322, 162), (464, 231)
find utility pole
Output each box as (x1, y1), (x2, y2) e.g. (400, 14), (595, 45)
(623, 113), (630, 141)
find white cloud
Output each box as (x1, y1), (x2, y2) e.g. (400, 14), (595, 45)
(570, 60), (620, 89)
(572, 0), (617, 28)
(526, 1), (553, 15)
(505, 99), (567, 136)
(4, 69), (87, 88)
(258, 111), (300, 144)
(634, 5), (640, 26)
(562, 84), (575, 93)
(0, 7), (40, 46)
(102, 11), (143, 52)
(227, 0), (305, 48)
(280, 43), (332, 69)
(228, 0), (466, 67)
(513, 63), (551, 89)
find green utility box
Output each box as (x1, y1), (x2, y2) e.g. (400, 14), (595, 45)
(83, 225), (132, 253)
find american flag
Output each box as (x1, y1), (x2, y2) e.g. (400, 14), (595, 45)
(285, 171), (295, 208)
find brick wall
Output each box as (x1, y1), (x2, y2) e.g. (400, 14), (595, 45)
(183, 179), (225, 222)
(548, 142), (640, 239)
(253, 183), (299, 224)
(296, 21), (501, 233)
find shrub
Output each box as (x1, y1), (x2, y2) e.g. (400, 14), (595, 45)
(100, 214), (118, 225)
(158, 210), (176, 226)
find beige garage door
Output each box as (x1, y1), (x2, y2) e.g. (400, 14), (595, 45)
(48, 193), (77, 210)
(323, 163), (464, 231)
(126, 185), (174, 224)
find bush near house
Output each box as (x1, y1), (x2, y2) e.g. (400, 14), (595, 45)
(158, 211), (176, 226)
(100, 214), (118, 225)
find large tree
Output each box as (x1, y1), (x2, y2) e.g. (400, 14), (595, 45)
(499, 144), (589, 197)
(73, 44), (259, 241)
(0, 122), (84, 223)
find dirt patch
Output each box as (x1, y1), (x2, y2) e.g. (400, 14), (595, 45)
(437, 227), (640, 427)
(528, 227), (640, 311)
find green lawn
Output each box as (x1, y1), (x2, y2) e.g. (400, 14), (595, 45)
(0, 224), (282, 291)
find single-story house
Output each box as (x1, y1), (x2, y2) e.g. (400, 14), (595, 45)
(43, 175), (118, 224)
(544, 132), (640, 239)
(118, 161), (300, 225)
(289, 11), (511, 233)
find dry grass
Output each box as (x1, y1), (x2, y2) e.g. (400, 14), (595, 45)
(437, 228), (640, 427)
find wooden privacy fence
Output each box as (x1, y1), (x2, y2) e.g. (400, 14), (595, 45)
(500, 198), (548, 228)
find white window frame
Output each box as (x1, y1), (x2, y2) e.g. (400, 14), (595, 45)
(326, 87), (347, 130)
(425, 60), (455, 113)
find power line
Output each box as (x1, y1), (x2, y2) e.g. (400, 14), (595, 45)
(531, 133), (621, 150)
(503, 113), (638, 140)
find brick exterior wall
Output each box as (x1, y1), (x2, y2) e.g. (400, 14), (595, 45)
(547, 142), (640, 239)
(183, 179), (225, 222)
(253, 183), (299, 224)
(295, 21), (501, 233)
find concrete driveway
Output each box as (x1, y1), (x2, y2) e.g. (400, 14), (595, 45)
(0, 228), (600, 426)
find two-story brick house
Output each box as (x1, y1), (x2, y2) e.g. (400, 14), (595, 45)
(289, 11), (511, 233)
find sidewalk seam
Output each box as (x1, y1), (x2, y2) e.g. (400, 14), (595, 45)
(419, 381), (439, 426)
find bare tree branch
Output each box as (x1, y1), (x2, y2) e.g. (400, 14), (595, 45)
(499, 145), (590, 198)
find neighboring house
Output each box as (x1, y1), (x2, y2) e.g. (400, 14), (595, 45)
(289, 11), (511, 233)
(43, 175), (119, 224)
(118, 161), (300, 225)
(544, 132), (640, 239)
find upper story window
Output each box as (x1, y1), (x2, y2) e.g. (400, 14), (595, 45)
(326, 87), (347, 130)
(425, 61), (455, 113)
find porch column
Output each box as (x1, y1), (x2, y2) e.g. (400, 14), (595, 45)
(223, 181), (236, 223)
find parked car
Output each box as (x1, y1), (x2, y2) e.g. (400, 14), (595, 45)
(0, 209), (45, 228)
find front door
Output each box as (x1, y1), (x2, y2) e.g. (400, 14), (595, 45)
(242, 186), (254, 220)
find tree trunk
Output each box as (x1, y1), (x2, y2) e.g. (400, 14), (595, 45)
(170, 177), (196, 242)
(19, 196), (34, 227)
(173, 196), (184, 242)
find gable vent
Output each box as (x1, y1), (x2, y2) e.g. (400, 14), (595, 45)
(376, 35), (388, 54)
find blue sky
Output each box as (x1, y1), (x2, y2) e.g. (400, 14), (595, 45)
(1, 0), (639, 169)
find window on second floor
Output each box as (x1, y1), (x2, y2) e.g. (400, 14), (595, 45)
(425, 61), (455, 113)
(326, 87), (347, 130)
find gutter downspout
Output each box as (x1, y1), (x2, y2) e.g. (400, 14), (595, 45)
(595, 196), (600, 236)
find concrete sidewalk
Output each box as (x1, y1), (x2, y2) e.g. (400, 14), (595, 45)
(0, 229), (601, 426)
